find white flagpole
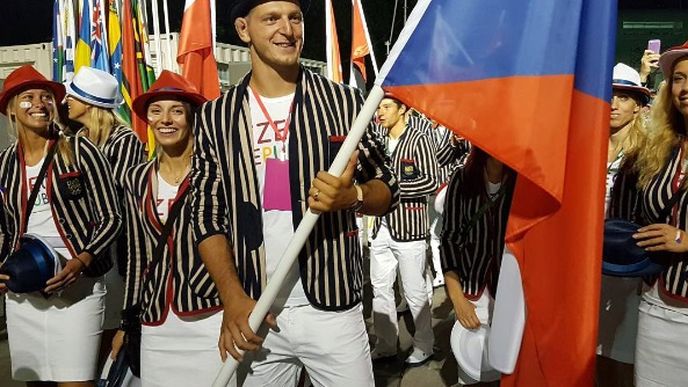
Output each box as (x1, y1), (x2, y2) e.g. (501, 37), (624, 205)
(211, 85), (385, 387)
(150, 0), (163, 74)
(162, 0), (173, 71)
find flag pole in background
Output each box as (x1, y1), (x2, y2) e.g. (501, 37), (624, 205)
(150, 0), (163, 74)
(162, 0), (175, 72)
(325, 0), (343, 83)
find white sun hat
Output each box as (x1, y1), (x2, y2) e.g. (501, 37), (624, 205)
(65, 66), (122, 109)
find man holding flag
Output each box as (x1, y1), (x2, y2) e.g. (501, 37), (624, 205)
(191, 1), (398, 386)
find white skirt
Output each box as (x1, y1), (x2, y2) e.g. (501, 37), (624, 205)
(5, 276), (105, 382)
(635, 284), (688, 386)
(596, 275), (642, 364)
(140, 309), (223, 387)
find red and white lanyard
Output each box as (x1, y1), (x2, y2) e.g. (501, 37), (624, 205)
(252, 89), (295, 157)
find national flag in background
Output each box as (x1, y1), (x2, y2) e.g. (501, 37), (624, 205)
(52, 0), (65, 82)
(52, 0), (78, 82)
(377, 0), (616, 386)
(121, 0), (149, 143)
(108, 0), (126, 117)
(75, 0), (93, 71)
(349, 0), (378, 88)
(325, 0), (343, 83)
(90, 0), (110, 72)
(177, 0), (221, 100)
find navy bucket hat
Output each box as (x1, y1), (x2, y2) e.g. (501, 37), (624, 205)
(230, 0), (311, 22)
(602, 219), (669, 277)
(0, 234), (63, 293)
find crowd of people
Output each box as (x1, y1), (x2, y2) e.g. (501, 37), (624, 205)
(0, 0), (687, 386)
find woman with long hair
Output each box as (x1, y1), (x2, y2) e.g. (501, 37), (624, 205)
(63, 66), (146, 359)
(631, 43), (688, 386)
(597, 63), (650, 387)
(0, 66), (121, 387)
(109, 71), (224, 387)
(440, 147), (515, 386)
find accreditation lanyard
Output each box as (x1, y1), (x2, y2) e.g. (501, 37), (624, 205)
(252, 90), (295, 160)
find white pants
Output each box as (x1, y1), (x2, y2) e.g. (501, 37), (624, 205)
(596, 275), (641, 364)
(429, 196), (445, 286)
(238, 303), (373, 387)
(635, 284), (688, 387)
(140, 309), (223, 387)
(6, 277), (105, 382)
(370, 223), (434, 354)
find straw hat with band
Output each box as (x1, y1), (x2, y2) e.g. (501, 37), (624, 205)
(65, 66), (122, 109)
(132, 70), (207, 122)
(611, 62), (652, 106)
(0, 65), (65, 116)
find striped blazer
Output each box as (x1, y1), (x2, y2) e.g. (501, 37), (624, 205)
(436, 133), (471, 171)
(642, 146), (688, 302)
(123, 161), (221, 324)
(608, 160), (643, 223)
(0, 135), (121, 277)
(98, 125), (146, 274)
(440, 167), (515, 298)
(372, 125), (439, 241)
(191, 68), (399, 311)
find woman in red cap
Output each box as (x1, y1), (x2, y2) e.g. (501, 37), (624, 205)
(0, 66), (121, 386)
(632, 43), (688, 385)
(63, 65), (146, 364)
(109, 71), (222, 387)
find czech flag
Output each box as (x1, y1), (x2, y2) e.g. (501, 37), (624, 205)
(377, 1), (616, 386)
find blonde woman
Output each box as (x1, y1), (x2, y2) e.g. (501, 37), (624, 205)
(0, 66), (121, 386)
(64, 66), (146, 359)
(597, 63), (650, 387)
(631, 43), (688, 386)
(110, 71), (224, 387)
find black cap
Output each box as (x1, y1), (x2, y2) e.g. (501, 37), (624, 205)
(231, 0), (311, 22)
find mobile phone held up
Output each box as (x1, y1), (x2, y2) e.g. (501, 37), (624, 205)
(648, 39), (661, 54)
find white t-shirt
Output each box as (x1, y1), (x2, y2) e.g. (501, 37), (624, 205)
(387, 136), (401, 156)
(249, 87), (308, 307)
(25, 158), (70, 258)
(157, 172), (179, 223)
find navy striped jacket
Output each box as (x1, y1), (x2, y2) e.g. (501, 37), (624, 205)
(123, 161), (221, 324)
(191, 68), (399, 311)
(372, 125), (439, 241)
(0, 135), (121, 276)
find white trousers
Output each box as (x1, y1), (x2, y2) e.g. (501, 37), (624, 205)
(238, 303), (373, 387)
(429, 195), (445, 286)
(370, 223), (434, 354)
(140, 309), (223, 387)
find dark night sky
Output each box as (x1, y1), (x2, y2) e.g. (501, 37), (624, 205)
(0, 0), (417, 68)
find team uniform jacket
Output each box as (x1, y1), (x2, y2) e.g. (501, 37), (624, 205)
(440, 166), (515, 298)
(642, 145), (688, 302)
(372, 125), (439, 241)
(97, 125), (146, 274)
(123, 161), (221, 325)
(0, 135), (121, 277)
(191, 68), (399, 311)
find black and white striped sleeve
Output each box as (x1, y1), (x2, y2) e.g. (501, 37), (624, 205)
(356, 122), (400, 214)
(76, 137), (122, 259)
(191, 101), (231, 245)
(440, 170), (464, 273)
(437, 135), (470, 168)
(122, 169), (146, 309)
(107, 129), (146, 190)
